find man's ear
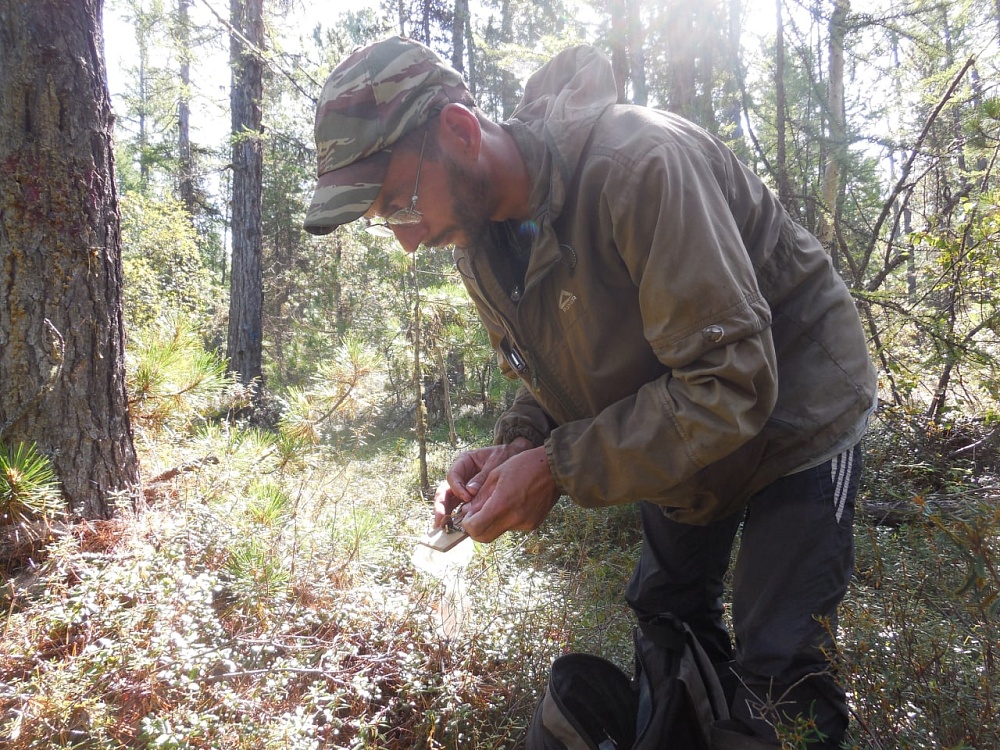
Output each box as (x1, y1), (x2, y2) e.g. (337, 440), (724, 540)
(437, 103), (481, 160)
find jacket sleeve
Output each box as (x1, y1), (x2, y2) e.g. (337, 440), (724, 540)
(545, 133), (779, 509)
(493, 386), (556, 447)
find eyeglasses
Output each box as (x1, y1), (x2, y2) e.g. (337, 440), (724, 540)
(365, 128), (429, 238)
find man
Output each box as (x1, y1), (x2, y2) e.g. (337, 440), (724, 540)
(304, 35), (877, 748)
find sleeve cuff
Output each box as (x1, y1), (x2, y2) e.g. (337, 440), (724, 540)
(543, 439), (567, 495)
(494, 424), (547, 447)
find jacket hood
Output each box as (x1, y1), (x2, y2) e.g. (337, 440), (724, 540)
(506, 45), (618, 224)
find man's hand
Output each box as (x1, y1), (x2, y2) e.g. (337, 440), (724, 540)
(440, 445), (561, 543)
(433, 438), (535, 526)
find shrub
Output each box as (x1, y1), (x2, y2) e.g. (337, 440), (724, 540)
(0, 442), (63, 526)
(126, 317), (237, 440)
(120, 192), (224, 333)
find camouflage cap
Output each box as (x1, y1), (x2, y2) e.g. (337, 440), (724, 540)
(303, 36), (472, 236)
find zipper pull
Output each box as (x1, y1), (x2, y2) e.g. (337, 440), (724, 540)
(500, 338), (529, 374)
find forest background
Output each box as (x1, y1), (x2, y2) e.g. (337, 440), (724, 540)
(1, 0), (999, 748)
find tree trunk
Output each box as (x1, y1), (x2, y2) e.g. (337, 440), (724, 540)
(662, 0), (718, 130)
(499, 0), (520, 117)
(609, 0), (630, 103)
(411, 259), (429, 495)
(177, 0), (197, 219)
(664, 2), (697, 117)
(904, 206), (916, 299)
(723, 0), (742, 143)
(464, 12), (478, 100)
(396, 0), (406, 35)
(451, 0), (469, 73)
(436, 345), (457, 448)
(136, 5), (151, 187)
(227, 0), (265, 393)
(605, 0), (646, 105)
(774, 0), (792, 209)
(627, 0), (647, 106)
(819, 0), (848, 258)
(0, 0), (140, 518)
(420, 0), (431, 44)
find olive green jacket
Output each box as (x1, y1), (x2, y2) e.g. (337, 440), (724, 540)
(453, 45), (877, 524)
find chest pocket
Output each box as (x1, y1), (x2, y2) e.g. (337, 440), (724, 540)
(525, 244), (591, 361)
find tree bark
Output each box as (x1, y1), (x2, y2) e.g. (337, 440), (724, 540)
(227, 0), (265, 393)
(0, 0), (140, 518)
(774, 0), (792, 209)
(662, 0), (717, 130)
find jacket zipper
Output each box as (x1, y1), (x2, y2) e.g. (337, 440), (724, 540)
(468, 249), (581, 422)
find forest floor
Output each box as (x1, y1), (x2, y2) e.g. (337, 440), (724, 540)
(1, 412), (998, 749)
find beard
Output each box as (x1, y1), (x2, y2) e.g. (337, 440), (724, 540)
(424, 155), (495, 250)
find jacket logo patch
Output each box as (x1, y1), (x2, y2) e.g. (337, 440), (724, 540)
(559, 290), (577, 312)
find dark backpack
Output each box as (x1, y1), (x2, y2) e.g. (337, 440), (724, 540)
(526, 614), (730, 750)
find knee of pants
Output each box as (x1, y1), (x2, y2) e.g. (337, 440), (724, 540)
(625, 503), (742, 623)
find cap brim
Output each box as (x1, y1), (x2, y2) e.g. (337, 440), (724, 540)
(303, 149), (392, 236)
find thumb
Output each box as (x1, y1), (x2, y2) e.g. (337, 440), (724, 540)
(466, 468), (491, 495)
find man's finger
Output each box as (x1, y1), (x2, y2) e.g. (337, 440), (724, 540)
(466, 468), (491, 495)
(460, 509), (503, 543)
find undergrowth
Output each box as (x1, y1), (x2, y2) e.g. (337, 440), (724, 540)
(842, 408), (1000, 749)
(0, 413), (638, 749)
(1, 340), (998, 748)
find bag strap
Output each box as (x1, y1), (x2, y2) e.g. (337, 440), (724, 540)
(633, 613), (731, 750)
(636, 614), (687, 653)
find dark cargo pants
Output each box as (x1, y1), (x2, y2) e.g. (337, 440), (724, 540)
(625, 443), (861, 748)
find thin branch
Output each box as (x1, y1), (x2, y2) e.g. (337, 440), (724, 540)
(146, 456), (221, 485)
(864, 56), (977, 293)
(195, 0), (321, 104)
